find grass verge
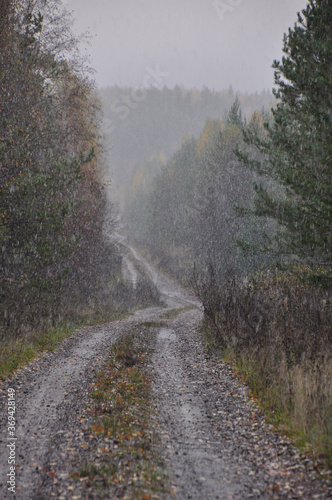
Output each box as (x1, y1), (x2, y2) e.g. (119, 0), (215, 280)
(221, 345), (332, 472)
(0, 312), (124, 384)
(199, 270), (332, 472)
(70, 330), (168, 499)
(0, 324), (76, 383)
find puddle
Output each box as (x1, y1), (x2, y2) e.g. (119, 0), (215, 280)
(158, 328), (177, 341)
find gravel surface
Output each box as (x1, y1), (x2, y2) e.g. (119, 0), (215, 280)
(152, 310), (332, 499)
(0, 307), (167, 499)
(0, 247), (331, 499)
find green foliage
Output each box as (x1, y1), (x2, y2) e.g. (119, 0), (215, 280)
(238, 0), (332, 269)
(0, 0), (121, 336)
(227, 95), (243, 128)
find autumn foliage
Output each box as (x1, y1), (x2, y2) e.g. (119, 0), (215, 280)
(0, 0), (120, 336)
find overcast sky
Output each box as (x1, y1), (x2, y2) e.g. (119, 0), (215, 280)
(64, 0), (308, 93)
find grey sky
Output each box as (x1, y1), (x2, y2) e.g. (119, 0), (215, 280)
(64, 0), (308, 93)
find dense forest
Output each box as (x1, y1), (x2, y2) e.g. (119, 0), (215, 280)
(99, 85), (274, 207)
(124, 102), (272, 279)
(0, 0), (157, 340)
(124, 0), (332, 462)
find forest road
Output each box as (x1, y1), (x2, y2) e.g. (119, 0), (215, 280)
(0, 246), (330, 499)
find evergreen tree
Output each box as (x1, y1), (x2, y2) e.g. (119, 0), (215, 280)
(227, 96), (243, 128)
(238, 0), (332, 269)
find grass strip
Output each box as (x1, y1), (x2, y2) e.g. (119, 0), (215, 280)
(160, 306), (195, 320)
(71, 330), (168, 499)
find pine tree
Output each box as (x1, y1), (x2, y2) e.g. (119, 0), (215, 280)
(238, 0), (332, 270)
(227, 96), (243, 128)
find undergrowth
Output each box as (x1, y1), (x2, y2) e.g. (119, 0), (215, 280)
(200, 268), (332, 470)
(222, 346), (332, 470)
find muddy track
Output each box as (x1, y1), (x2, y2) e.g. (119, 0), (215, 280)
(0, 247), (331, 499)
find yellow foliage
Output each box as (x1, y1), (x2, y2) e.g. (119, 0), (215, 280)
(129, 166), (149, 199)
(190, 88), (201, 105)
(196, 119), (223, 156)
(223, 124), (242, 144)
(248, 111), (268, 137)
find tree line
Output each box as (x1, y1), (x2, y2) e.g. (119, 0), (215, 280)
(0, 0), (125, 337)
(124, 100), (273, 281)
(99, 84), (274, 207)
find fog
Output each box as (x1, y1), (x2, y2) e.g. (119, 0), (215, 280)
(64, 0), (308, 93)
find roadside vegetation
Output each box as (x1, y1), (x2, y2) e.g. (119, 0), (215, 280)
(0, 312), (129, 383)
(0, 0), (120, 337)
(124, 0), (332, 468)
(200, 269), (332, 467)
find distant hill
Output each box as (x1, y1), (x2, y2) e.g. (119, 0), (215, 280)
(99, 85), (274, 205)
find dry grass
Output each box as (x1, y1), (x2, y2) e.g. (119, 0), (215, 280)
(224, 349), (332, 467)
(200, 268), (332, 468)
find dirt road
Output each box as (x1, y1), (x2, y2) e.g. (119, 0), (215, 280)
(0, 246), (330, 499)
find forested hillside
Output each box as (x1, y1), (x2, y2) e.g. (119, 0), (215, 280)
(99, 85), (274, 206)
(124, 0), (332, 465)
(124, 100), (274, 281)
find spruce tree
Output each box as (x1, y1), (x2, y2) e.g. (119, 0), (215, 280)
(238, 0), (332, 270)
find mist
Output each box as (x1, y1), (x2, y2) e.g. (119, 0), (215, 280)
(64, 0), (308, 93)
(1, 2), (331, 489)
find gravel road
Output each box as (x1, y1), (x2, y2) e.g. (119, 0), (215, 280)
(0, 247), (331, 499)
